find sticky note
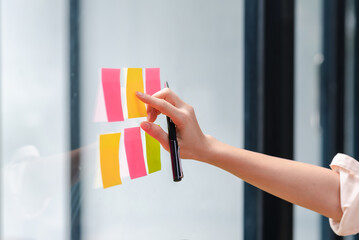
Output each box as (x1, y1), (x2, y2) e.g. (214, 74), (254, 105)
(145, 132), (161, 174)
(102, 68), (124, 122)
(124, 127), (147, 179)
(145, 68), (161, 96)
(99, 133), (122, 188)
(126, 68), (147, 118)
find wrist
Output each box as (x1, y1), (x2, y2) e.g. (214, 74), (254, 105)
(196, 134), (218, 163)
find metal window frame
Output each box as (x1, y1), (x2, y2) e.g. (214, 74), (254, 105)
(65, 1), (357, 240)
(69, 0), (81, 239)
(320, 0), (345, 239)
(0, 0), (2, 237)
(352, 1), (359, 239)
(244, 0), (295, 239)
(354, 0), (359, 172)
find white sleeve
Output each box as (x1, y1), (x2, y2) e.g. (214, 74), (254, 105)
(329, 153), (359, 236)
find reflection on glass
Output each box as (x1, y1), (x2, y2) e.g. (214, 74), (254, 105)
(294, 0), (322, 239)
(1, 0), (69, 239)
(80, 1), (244, 239)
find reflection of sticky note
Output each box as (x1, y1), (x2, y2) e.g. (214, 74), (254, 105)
(126, 68), (147, 118)
(99, 133), (122, 188)
(145, 68), (161, 96)
(119, 131), (130, 179)
(94, 144), (103, 188)
(102, 68), (124, 122)
(145, 133), (161, 173)
(94, 79), (108, 122)
(124, 127), (147, 179)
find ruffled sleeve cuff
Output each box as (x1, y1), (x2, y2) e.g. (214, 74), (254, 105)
(329, 153), (359, 236)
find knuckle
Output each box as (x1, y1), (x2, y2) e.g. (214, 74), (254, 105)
(158, 99), (167, 109)
(179, 109), (191, 123)
(184, 111), (192, 121)
(187, 105), (195, 114)
(147, 107), (155, 114)
(183, 105), (194, 118)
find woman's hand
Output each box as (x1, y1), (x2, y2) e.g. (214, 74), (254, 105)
(137, 89), (343, 223)
(136, 89), (212, 161)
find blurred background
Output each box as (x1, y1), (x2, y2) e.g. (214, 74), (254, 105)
(0, 0), (358, 240)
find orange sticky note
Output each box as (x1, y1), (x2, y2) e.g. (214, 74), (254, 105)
(99, 133), (122, 188)
(126, 68), (147, 118)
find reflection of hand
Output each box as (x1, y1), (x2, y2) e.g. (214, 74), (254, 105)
(136, 89), (212, 161)
(5, 145), (51, 218)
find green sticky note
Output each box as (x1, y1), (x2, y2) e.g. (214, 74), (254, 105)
(145, 132), (161, 173)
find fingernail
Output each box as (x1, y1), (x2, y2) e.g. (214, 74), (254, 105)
(141, 122), (150, 131)
(136, 91), (144, 97)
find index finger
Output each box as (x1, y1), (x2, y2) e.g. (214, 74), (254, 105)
(136, 91), (184, 125)
(151, 88), (185, 107)
(147, 88), (185, 122)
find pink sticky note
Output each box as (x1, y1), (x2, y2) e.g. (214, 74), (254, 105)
(102, 68), (124, 122)
(145, 68), (161, 96)
(124, 127), (147, 179)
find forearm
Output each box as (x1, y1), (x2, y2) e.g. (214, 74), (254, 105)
(199, 135), (342, 221)
(136, 90), (343, 221)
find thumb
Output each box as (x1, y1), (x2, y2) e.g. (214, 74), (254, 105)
(140, 122), (169, 151)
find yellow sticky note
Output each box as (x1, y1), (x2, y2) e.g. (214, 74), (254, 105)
(99, 133), (122, 188)
(127, 68), (147, 118)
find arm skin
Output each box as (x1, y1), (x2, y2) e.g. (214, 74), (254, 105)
(135, 89), (343, 222)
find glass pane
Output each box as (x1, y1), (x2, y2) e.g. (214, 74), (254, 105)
(294, 0), (322, 239)
(80, 1), (244, 239)
(0, 0), (69, 239)
(345, 0), (356, 156)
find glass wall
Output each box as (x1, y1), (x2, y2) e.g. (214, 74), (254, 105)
(0, 0), (69, 239)
(343, 2), (358, 240)
(1, 1), (245, 239)
(2, 0), (352, 239)
(80, 1), (244, 239)
(294, 0), (322, 239)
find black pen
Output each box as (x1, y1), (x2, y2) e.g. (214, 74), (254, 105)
(165, 81), (183, 182)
